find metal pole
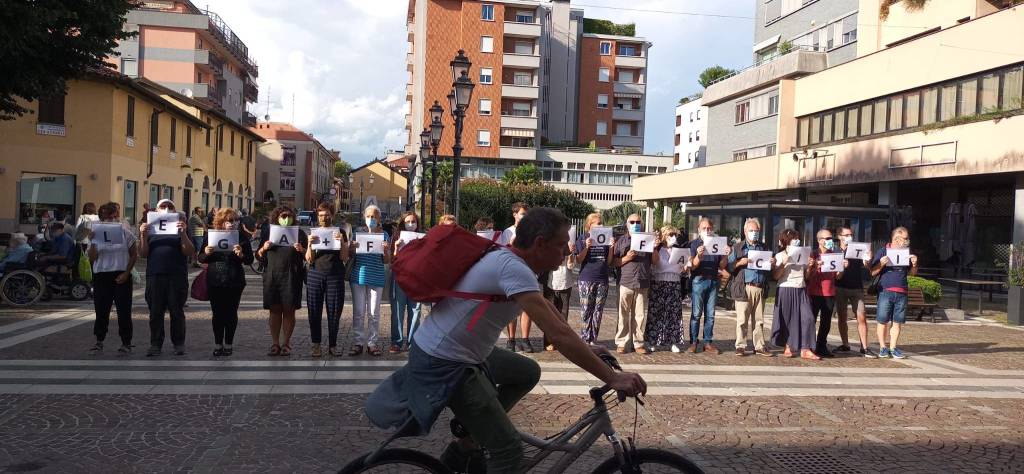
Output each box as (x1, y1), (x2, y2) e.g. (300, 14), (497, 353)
(452, 107), (464, 223)
(430, 146), (438, 226)
(419, 159), (427, 226)
(406, 159), (416, 213)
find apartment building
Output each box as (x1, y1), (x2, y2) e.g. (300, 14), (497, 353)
(0, 70), (261, 233)
(112, 0), (259, 126)
(674, 97), (707, 170)
(404, 0), (653, 181)
(633, 1), (1024, 321)
(537, 150), (671, 210)
(252, 123), (339, 211)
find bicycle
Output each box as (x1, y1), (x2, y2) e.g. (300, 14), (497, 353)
(340, 354), (703, 473)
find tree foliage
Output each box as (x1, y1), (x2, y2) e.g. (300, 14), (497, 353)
(698, 65), (736, 88)
(582, 18), (635, 37)
(419, 160), (455, 221)
(501, 164), (541, 186)
(0, 0), (139, 120)
(600, 202), (644, 227)
(333, 160), (353, 178)
(459, 178), (594, 230)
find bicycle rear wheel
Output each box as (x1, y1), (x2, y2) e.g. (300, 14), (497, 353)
(592, 448), (704, 474)
(339, 448), (452, 474)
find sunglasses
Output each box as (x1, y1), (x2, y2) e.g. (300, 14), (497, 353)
(627, 220), (642, 224)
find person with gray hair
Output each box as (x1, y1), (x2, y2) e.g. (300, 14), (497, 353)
(347, 204), (392, 356)
(869, 226), (918, 359)
(0, 233), (32, 274)
(686, 217), (730, 354)
(611, 213), (654, 354)
(727, 218), (774, 356)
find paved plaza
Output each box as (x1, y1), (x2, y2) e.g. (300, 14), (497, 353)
(1, 269), (1022, 473)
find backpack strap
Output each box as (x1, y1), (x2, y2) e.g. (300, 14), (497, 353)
(439, 290), (512, 333)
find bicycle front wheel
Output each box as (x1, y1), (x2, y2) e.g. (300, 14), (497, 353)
(339, 448), (453, 474)
(592, 448), (704, 474)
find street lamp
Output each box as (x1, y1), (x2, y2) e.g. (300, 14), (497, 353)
(428, 101), (444, 226)
(448, 50), (474, 222)
(419, 128), (430, 225)
(347, 175), (354, 212)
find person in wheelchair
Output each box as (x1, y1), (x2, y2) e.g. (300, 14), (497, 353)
(0, 233), (33, 275)
(38, 221), (76, 274)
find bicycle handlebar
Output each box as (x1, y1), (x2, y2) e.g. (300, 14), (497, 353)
(591, 353), (637, 404)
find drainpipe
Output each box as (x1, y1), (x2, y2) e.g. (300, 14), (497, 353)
(146, 110), (164, 178)
(213, 124), (224, 182)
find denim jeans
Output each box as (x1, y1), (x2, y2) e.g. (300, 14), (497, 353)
(390, 281), (421, 346)
(876, 290), (908, 324)
(689, 276), (718, 343)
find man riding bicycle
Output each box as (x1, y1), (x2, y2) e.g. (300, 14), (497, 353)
(366, 207), (647, 473)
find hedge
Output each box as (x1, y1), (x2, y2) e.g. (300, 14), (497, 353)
(458, 178), (595, 230)
(907, 276), (943, 303)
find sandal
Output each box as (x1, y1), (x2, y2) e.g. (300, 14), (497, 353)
(800, 349), (821, 361)
(328, 346), (340, 357)
(280, 344), (292, 356)
(367, 346), (382, 357)
(349, 345), (363, 356)
(267, 344), (281, 356)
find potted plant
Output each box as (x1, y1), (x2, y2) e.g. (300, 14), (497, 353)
(1006, 243), (1024, 325)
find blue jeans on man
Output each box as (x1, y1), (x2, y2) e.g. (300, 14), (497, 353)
(690, 276), (719, 343)
(876, 290), (908, 324)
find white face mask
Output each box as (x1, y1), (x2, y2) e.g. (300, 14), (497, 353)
(842, 236), (853, 244)
(404, 221), (417, 231)
(699, 230), (712, 239)
(791, 239), (801, 247)
(667, 236), (677, 247)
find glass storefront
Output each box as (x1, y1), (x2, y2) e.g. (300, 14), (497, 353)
(19, 173), (75, 225)
(124, 180), (137, 225)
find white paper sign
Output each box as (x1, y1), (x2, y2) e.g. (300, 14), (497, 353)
(147, 211), (179, 236)
(669, 247), (692, 270)
(356, 233), (385, 254)
(92, 223), (124, 250)
(747, 250), (774, 271)
(819, 253), (844, 273)
(590, 226), (613, 247)
(310, 227), (342, 251)
(845, 242), (872, 260)
(886, 247), (911, 266)
(399, 231), (425, 244)
(208, 230), (238, 252)
(703, 236), (729, 256)
(477, 231), (500, 241)
(629, 232), (656, 253)
(269, 225), (299, 247)
(568, 225), (577, 244)
(786, 246), (812, 264)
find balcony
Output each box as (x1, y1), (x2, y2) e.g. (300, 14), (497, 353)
(500, 147), (538, 160)
(201, 8), (259, 77)
(614, 55), (646, 69)
(612, 135), (644, 149)
(503, 21), (541, 37)
(503, 54), (540, 69)
(243, 111), (257, 127)
(613, 82), (646, 95)
(406, 83), (413, 101)
(193, 49), (210, 65)
(243, 79), (258, 102)
(612, 108), (644, 121)
(702, 47), (827, 106)
(502, 84), (540, 99)
(501, 115), (538, 129)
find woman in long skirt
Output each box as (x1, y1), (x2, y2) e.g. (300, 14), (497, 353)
(770, 228), (820, 360)
(646, 225), (684, 351)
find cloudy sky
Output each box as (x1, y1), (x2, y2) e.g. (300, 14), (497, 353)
(203, 0), (755, 166)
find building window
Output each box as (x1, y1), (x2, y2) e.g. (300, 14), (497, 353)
(1005, 67), (1023, 109)
(768, 94), (779, 115)
(18, 172), (75, 225)
(515, 11), (534, 23)
(479, 67), (493, 84)
(217, 126), (224, 150)
(873, 99), (888, 134)
(980, 73), (999, 112)
(596, 121), (607, 135)
(123, 180), (137, 224)
(481, 36), (494, 53)
(696, 109), (701, 119)
(186, 126), (193, 157)
(674, 134), (680, 146)
(859, 103), (872, 136)
(939, 84), (957, 121)
(514, 71), (531, 85)
(515, 41), (532, 55)
(169, 117), (177, 152)
(152, 112), (159, 146)
(619, 45), (637, 56)
(676, 115), (681, 126)
(481, 4), (494, 20)
(511, 102), (530, 116)
(126, 96), (135, 137)
(598, 68), (610, 82)
(230, 130), (236, 155)
(696, 130), (700, 141)
(205, 119), (211, 146)
(477, 130), (490, 146)
(618, 70), (635, 83)
(959, 78), (978, 117)
(479, 98), (492, 115)
(889, 96), (903, 131)
(904, 93), (920, 128)
(688, 132), (692, 143)
(809, 116), (820, 145)
(687, 152), (692, 162)
(922, 87), (938, 125)
(733, 151), (748, 161)
(822, 113), (833, 142)
(37, 94), (66, 126)
(597, 94), (608, 109)
(600, 41), (611, 55)
(121, 58), (138, 77)
(615, 122), (631, 136)
(735, 102), (749, 124)
(735, 90), (778, 124)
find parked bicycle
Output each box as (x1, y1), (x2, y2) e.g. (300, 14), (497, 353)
(340, 354), (702, 473)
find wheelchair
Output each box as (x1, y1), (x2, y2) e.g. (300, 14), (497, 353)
(0, 251), (90, 307)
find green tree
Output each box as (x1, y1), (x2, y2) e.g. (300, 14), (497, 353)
(459, 178), (594, 230)
(0, 0), (138, 120)
(601, 202), (644, 227)
(501, 164), (541, 186)
(420, 160), (454, 222)
(333, 160), (353, 178)
(698, 65), (736, 89)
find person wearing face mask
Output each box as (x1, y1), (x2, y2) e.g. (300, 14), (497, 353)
(686, 218), (730, 354)
(198, 208), (253, 356)
(348, 205), (392, 356)
(611, 213), (653, 354)
(256, 206), (308, 357)
(727, 218), (774, 357)
(138, 199), (195, 356)
(869, 227), (918, 359)
(304, 203), (349, 358)
(644, 225), (685, 351)
(771, 229), (819, 360)
(389, 211), (422, 353)
(807, 228), (844, 358)
(86, 202), (137, 354)
(835, 227), (874, 357)
(498, 202), (530, 351)
(574, 213), (610, 345)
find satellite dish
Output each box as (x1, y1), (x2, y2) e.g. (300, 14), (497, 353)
(182, 88), (194, 98)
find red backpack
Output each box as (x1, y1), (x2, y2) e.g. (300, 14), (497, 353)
(392, 225), (511, 329)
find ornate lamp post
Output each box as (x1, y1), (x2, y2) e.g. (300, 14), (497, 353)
(418, 128), (430, 226)
(448, 50), (474, 222)
(428, 101), (444, 226)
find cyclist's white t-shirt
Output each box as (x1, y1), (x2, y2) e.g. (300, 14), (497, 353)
(414, 247), (540, 364)
(497, 225), (516, 246)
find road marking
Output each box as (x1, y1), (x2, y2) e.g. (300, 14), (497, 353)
(0, 310), (88, 335)
(0, 312), (93, 350)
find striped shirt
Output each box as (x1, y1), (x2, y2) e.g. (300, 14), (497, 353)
(350, 231), (389, 288)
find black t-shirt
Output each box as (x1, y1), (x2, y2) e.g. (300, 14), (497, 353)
(311, 229), (347, 274)
(837, 256), (865, 289)
(147, 236), (187, 276)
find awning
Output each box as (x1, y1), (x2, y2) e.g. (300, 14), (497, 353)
(501, 128), (535, 138)
(753, 34), (780, 53)
(614, 92), (642, 99)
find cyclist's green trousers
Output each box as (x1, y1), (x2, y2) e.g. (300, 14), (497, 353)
(449, 346), (541, 473)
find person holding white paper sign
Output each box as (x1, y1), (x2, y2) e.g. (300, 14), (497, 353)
(574, 213), (610, 345)
(611, 213), (653, 354)
(726, 218), (774, 357)
(645, 226), (685, 351)
(770, 229), (819, 360)
(498, 202), (529, 351)
(256, 206), (308, 357)
(835, 227), (875, 358)
(686, 218), (730, 354)
(347, 205), (392, 356)
(869, 227), (918, 360)
(807, 229), (844, 358)
(303, 203), (349, 358)
(138, 199), (194, 356)
(389, 211), (423, 353)
(198, 208), (253, 356)
(86, 202), (137, 354)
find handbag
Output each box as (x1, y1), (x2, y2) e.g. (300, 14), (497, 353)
(866, 274), (882, 296)
(77, 253), (93, 283)
(190, 266), (210, 301)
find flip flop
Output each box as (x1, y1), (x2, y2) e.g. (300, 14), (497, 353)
(267, 344), (281, 356)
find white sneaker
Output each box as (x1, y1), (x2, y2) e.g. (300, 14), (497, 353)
(671, 344), (682, 353)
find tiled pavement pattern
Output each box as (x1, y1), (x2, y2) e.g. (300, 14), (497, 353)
(1, 269), (1023, 472)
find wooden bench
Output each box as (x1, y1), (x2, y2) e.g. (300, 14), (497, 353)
(861, 288), (936, 323)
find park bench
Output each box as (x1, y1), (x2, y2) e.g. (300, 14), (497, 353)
(861, 288), (936, 323)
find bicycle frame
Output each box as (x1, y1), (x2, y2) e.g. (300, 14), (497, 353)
(515, 390), (626, 473)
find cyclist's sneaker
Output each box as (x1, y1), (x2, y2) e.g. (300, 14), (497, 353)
(878, 347), (891, 359)
(890, 348), (907, 359)
(440, 441), (486, 474)
(860, 347), (878, 359)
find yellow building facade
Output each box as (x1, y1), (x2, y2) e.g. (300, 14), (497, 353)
(0, 71), (261, 233)
(347, 160), (408, 219)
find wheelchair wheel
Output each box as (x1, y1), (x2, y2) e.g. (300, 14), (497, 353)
(0, 270), (45, 307)
(69, 281), (91, 301)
